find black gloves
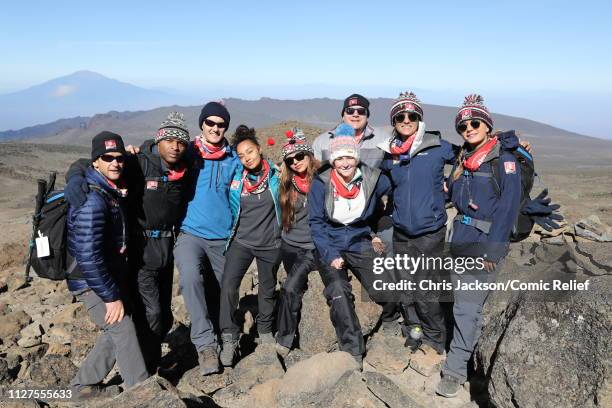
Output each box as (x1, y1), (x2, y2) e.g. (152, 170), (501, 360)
(522, 189), (564, 231)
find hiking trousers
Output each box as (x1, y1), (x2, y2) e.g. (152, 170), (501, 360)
(174, 232), (226, 351)
(71, 290), (149, 389)
(318, 247), (385, 357)
(219, 241), (281, 339)
(393, 226), (447, 353)
(129, 236), (175, 374)
(275, 241), (317, 349)
(442, 263), (497, 383)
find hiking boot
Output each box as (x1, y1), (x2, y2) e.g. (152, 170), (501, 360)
(258, 332), (275, 345)
(410, 343), (445, 377)
(436, 374), (462, 398)
(275, 342), (291, 358)
(220, 333), (239, 367)
(198, 346), (220, 376)
(381, 320), (402, 337)
(71, 384), (121, 401)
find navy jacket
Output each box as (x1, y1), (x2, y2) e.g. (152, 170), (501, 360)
(66, 167), (128, 302)
(308, 164), (392, 265)
(448, 133), (522, 262)
(380, 129), (458, 236)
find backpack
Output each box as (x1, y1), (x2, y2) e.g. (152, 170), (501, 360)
(449, 145), (535, 242)
(26, 172), (108, 281)
(489, 146), (535, 242)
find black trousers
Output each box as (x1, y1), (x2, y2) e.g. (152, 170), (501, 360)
(318, 247), (385, 356)
(129, 236), (175, 374)
(276, 241), (317, 348)
(219, 241), (281, 339)
(393, 226), (447, 353)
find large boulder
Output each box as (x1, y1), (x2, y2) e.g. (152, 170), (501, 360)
(298, 273), (382, 354)
(476, 267), (611, 408)
(277, 351), (359, 407)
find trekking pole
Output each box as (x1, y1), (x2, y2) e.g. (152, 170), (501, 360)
(24, 178), (47, 285)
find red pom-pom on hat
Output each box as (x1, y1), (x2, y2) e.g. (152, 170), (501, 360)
(267, 137), (275, 146)
(285, 130), (294, 138)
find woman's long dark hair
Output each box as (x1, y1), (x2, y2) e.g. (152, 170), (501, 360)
(280, 154), (320, 231)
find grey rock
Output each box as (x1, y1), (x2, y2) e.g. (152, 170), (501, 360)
(363, 371), (424, 408)
(315, 370), (386, 408)
(364, 334), (411, 375)
(574, 215), (612, 242)
(27, 354), (77, 387)
(0, 358), (13, 385)
(476, 273), (611, 408)
(176, 366), (232, 396)
(277, 351), (360, 408)
(0, 310), (32, 344)
(90, 375), (192, 408)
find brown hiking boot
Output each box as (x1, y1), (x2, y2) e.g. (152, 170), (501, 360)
(409, 343), (445, 377)
(198, 346), (220, 375)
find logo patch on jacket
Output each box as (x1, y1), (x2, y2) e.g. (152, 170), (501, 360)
(230, 180), (240, 190)
(504, 161), (516, 174)
(105, 140), (117, 149)
(146, 180), (158, 190)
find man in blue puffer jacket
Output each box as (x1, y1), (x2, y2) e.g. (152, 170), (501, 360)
(67, 131), (148, 399)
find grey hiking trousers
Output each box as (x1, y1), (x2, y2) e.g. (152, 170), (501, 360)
(71, 290), (149, 389)
(174, 232), (226, 351)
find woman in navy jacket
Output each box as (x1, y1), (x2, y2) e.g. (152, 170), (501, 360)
(379, 92), (457, 376)
(436, 95), (522, 398)
(309, 124), (391, 367)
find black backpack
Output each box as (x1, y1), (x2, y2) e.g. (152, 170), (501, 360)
(26, 172), (107, 281)
(489, 146), (535, 241)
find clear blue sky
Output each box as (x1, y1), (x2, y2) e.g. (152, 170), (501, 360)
(2, 0), (611, 94)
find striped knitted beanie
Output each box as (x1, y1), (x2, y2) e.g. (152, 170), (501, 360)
(389, 91), (424, 125)
(282, 128), (314, 160)
(455, 94), (494, 133)
(156, 111), (190, 144)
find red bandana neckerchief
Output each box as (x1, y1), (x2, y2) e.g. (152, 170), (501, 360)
(243, 160), (271, 194)
(330, 169), (361, 199)
(195, 136), (228, 160)
(291, 173), (310, 194)
(106, 178), (128, 198)
(463, 136), (498, 172)
(167, 163), (187, 181)
(390, 133), (418, 155)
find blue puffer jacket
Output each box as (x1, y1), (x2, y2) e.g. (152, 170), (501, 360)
(66, 167), (128, 302)
(308, 164), (392, 265)
(226, 159), (281, 248)
(181, 141), (241, 240)
(379, 126), (458, 236)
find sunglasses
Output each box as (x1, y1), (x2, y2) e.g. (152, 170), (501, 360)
(344, 107), (367, 116)
(203, 118), (228, 129)
(99, 154), (125, 164)
(284, 152), (308, 165)
(457, 120), (482, 133)
(393, 112), (420, 124)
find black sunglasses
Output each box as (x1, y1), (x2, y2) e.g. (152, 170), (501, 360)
(203, 118), (228, 129)
(99, 154), (125, 163)
(344, 107), (367, 116)
(284, 152), (308, 165)
(457, 120), (482, 133)
(393, 112), (420, 124)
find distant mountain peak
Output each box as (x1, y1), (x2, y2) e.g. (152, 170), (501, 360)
(65, 70), (109, 80)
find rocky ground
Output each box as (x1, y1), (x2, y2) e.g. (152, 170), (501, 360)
(0, 133), (611, 407)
